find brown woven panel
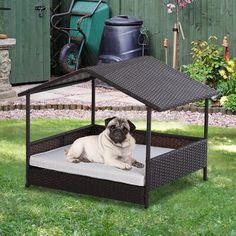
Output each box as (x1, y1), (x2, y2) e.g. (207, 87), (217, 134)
(27, 124), (208, 206)
(63, 125), (94, 145)
(150, 133), (199, 149)
(19, 57), (216, 111)
(18, 72), (91, 96)
(82, 56), (217, 111)
(92, 125), (200, 149)
(28, 167), (145, 205)
(132, 130), (200, 148)
(30, 125), (202, 156)
(30, 125), (94, 155)
(150, 139), (207, 189)
(92, 125), (105, 135)
(30, 137), (64, 156)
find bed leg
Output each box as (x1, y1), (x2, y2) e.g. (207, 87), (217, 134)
(144, 194), (149, 209)
(203, 167), (208, 181)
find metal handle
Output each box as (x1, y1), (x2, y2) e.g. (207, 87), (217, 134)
(35, 5), (46, 17)
(0, 7), (11, 10)
(77, 0), (103, 30)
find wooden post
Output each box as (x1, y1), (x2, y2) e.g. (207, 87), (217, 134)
(222, 36), (229, 61)
(163, 38), (168, 64)
(172, 23), (179, 69)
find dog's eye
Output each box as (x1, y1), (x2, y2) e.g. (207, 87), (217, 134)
(122, 127), (128, 132)
(110, 125), (116, 130)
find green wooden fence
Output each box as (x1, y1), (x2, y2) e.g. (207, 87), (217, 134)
(106, 0), (236, 67)
(0, 0), (5, 33)
(3, 0), (50, 84)
(2, 0), (236, 83)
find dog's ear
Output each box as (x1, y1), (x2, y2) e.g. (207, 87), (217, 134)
(104, 117), (116, 127)
(128, 120), (136, 132)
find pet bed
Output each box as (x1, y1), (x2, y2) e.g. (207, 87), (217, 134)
(19, 56), (217, 208)
(30, 144), (174, 186)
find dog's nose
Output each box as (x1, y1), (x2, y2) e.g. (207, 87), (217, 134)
(114, 128), (122, 133)
(112, 129), (126, 143)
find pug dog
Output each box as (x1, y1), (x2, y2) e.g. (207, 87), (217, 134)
(65, 117), (144, 170)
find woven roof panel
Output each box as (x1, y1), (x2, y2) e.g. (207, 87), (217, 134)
(19, 56), (217, 111)
(81, 56), (217, 111)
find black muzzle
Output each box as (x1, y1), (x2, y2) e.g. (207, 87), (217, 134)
(109, 128), (126, 143)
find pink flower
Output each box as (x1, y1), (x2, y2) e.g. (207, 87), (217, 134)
(177, 0), (193, 8)
(167, 3), (176, 13)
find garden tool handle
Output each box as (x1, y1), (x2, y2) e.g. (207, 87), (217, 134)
(178, 21), (185, 40)
(50, 0), (75, 32)
(77, 0), (102, 30)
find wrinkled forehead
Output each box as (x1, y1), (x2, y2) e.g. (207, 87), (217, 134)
(108, 118), (130, 130)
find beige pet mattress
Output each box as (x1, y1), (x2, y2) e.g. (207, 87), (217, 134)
(30, 144), (174, 186)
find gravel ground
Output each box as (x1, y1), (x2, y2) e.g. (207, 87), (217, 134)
(1, 83), (236, 128)
(0, 109), (236, 128)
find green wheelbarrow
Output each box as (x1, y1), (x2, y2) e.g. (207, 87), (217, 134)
(51, 0), (109, 73)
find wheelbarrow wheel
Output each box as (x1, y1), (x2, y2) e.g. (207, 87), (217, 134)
(59, 43), (81, 73)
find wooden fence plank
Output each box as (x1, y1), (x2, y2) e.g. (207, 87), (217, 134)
(3, 0), (236, 82)
(105, 0), (236, 67)
(3, 0), (50, 84)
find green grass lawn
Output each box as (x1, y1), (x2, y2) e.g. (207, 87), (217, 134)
(0, 119), (236, 236)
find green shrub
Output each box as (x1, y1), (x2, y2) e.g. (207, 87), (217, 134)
(184, 36), (236, 105)
(220, 94), (236, 112)
(217, 59), (236, 96)
(184, 36), (225, 89)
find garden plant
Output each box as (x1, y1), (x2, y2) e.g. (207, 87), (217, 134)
(184, 36), (236, 113)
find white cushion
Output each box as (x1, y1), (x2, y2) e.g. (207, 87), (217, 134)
(30, 144), (173, 186)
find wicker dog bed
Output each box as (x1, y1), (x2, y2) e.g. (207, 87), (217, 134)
(19, 56), (217, 208)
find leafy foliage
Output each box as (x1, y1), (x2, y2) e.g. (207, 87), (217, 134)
(184, 36), (226, 89)
(184, 36), (236, 112)
(217, 59), (236, 98)
(221, 94), (236, 113)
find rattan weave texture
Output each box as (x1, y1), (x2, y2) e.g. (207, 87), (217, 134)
(82, 56), (217, 111)
(21, 55), (212, 207)
(29, 167), (145, 204)
(19, 56), (216, 112)
(150, 139), (207, 189)
(27, 125), (207, 206)
(30, 126), (93, 156)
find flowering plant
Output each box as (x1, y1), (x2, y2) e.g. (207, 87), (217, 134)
(217, 59), (236, 97)
(218, 68), (236, 112)
(177, 0), (194, 8)
(184, 36), (236, 111)
(220, 94), (236, 113)
(166, 0), (194, 13)
(219, 59), (236, 80)
(183, 36), (226, 89)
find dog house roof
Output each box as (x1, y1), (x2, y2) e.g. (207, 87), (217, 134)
(19, 56), (217, 111)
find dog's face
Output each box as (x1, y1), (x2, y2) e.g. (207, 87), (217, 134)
(105, 117), (136, 144)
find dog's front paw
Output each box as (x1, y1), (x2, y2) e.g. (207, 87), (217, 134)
(66, 157), (80, 163)
(66, 159), (80, 163)
(132, 160), (144, 168)
(118, 163), (132, 170)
